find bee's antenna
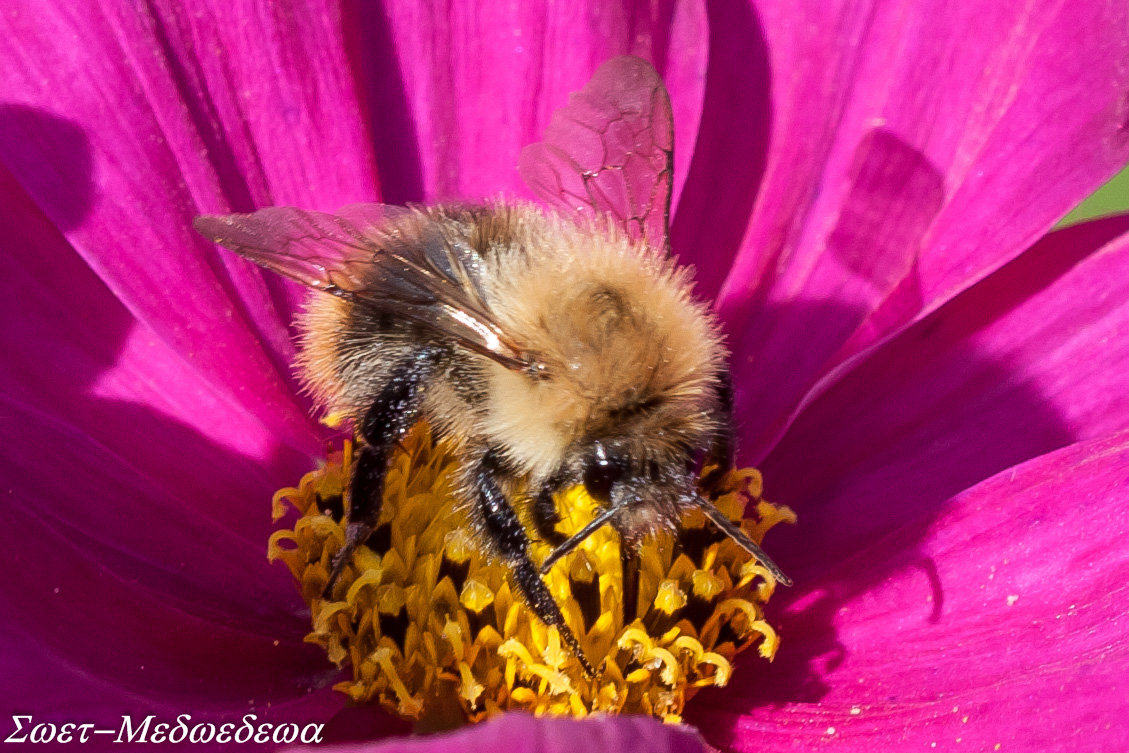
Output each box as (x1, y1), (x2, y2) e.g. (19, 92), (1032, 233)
(539, 505), (621, 575)
(695, 500), (792, 587)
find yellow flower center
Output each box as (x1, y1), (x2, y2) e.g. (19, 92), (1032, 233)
(268, 424), (795, 728)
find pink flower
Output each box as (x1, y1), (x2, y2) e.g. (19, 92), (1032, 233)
(2, 2), (1128, 751)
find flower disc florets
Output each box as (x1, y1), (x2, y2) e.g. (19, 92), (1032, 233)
(269, 424), (794, 727)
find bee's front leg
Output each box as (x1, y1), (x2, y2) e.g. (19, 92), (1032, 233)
(531, 471), (568, 546)
(474, 450), (597, 678)
(324, 348), (439, 598)
(617, 534), (640, 626)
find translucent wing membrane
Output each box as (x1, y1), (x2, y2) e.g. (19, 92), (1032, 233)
(193, 205), (388, 294)
(194, 205), (528, 370)
(519, 56), (674, 253)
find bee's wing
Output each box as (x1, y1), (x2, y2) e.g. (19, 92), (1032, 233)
(194, 205), (529, 371)
(518, 55), (674, 253)
(194, 205), (395, 294)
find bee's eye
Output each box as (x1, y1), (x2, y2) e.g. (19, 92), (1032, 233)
(582, 446), (624, 502)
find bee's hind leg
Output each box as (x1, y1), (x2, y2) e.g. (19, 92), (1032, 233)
(324, 348), (440, 599)
(474, 449), (598, 678)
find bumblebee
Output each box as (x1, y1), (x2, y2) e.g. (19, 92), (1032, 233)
(195, 57), (789, 677)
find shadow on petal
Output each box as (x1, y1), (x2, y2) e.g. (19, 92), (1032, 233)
(673, 0), (771, 299)
(0, 105), (94, 231)
(343, 0), (425, 205)
(731, 129), (947, 463)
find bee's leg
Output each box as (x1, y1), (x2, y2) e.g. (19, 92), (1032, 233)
(324, 349), (439, 598)
(531, 472), (568, 546)
(700, 366), (735, 499)
(609, 516), (640, 626)
(619, 538), (640, 626)
(474, 450), (597, 678)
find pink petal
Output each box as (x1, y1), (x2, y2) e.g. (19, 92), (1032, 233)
(0, 167), (317, 472)
(669, 1), (771, 287)
(297, 713), (703, 753)
(719, 1), (1129, 458)
(0, 2), (377, 447)
(2, 614), (343, 741)
(0, 169), (341, 726)
(689, 429), (1129, 751)
(761, 215), (1129, 568)
(366, 2), (708, 204)
(0, 387), (334, 682)
(0, 423), (352, 733)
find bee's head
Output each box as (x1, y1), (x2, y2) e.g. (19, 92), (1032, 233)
(571, 439), (695, 543)
(541, 438), (792, 586)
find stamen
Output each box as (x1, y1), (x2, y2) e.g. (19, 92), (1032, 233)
(270, 424), (795, 726)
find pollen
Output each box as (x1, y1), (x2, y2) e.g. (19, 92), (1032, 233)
(268, 424), (795, 727)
